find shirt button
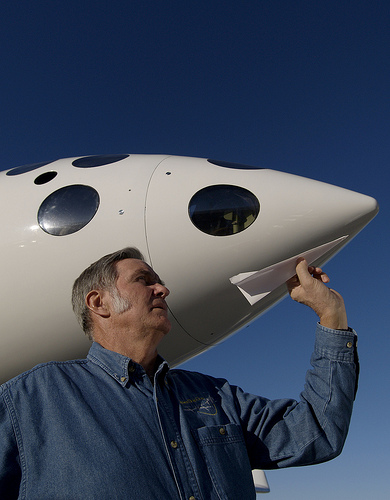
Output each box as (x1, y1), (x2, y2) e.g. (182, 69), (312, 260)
(170, 440), (178, 449)
(128, 365), (136, 373)
(346, 341), (353, 348)
(120, 377), (126, 382)
(219, 427), (226, 435)
(189, 496), (196, 500)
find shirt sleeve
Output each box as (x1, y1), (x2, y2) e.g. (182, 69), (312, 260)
(233, 323), (359, 470)
(0, 388), (22, 497)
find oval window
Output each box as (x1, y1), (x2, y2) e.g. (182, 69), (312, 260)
(207, 159), (264, 170)
(189, 185), (260, 236)
(6, 161), (54, 176)
(72, 154), (129, 168)
(38, 185), (100, 236)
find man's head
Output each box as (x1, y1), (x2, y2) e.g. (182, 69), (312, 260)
(72, 247), (170, 340)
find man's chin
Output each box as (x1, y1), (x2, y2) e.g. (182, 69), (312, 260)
(155, 316), (171, 335)
(161, 320), (171, 335)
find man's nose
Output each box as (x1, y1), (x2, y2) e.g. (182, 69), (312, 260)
(154, 282), (170, 298)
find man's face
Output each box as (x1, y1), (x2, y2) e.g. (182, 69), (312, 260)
(108, 259), (171, 339)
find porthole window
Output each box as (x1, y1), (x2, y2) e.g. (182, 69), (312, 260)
(189, 185), (260, 236)
(6, 161), (54, 176)
(34, 171), (58, 185)
(38, 185), (100, 236)
(207, 159), (264, 170)
(72, 154), (129, 168)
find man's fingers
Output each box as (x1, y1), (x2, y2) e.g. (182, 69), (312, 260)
(287, 259), (330, 296)
(297, 260), (330, 284)
(295, 258), (312, 286)
(308, 266), (330, 283)
(288, 258), (348, 329)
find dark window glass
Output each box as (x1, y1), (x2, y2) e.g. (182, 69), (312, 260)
(189, 185), (260, 236)
(38, 185), (99, 236)
(72, 154), (129, 168)
(34, 171), (58, 185)
(207, 159), (264, 170)
(6, 161), (54, 176)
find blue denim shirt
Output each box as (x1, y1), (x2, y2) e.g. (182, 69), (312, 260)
(0, 324), (358, 500)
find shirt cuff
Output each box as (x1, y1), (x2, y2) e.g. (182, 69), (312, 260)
(314, 322), (357, 362)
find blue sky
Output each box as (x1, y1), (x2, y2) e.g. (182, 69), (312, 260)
(1, 1), (389, 498)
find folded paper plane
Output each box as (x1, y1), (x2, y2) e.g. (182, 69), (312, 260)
(229, 236), (348, 305)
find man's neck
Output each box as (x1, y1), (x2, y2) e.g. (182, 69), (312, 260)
(94, 334), (160, 378)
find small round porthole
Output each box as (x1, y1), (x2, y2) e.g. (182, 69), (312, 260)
(189, 185), (260, 236)
(38, 185), (100, 236)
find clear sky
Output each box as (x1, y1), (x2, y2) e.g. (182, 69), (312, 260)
(1, 1), (389, 498)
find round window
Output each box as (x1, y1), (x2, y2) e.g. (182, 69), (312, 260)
(189, 185), (260, 236)
(38, 185), (100, 236)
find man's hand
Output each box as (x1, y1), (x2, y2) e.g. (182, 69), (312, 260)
(286, 258), (348, 330)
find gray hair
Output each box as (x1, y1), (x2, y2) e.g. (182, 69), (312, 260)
(72, 247), (144, 340)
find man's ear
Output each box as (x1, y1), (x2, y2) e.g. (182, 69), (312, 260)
(85, 290), (111, 318)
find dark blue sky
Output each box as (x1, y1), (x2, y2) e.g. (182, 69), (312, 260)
(1, 2), (389, 498)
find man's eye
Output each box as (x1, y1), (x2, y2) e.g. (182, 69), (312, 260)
(137, 276), (155, 285)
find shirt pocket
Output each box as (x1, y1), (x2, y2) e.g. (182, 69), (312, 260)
(192, 423), (255, 500)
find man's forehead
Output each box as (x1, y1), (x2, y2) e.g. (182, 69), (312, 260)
(116, 258), (158, 278)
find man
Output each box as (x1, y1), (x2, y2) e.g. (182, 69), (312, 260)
(0, 248), (358, 499)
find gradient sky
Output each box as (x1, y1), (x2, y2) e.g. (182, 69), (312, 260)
(1, 1), (389, 498)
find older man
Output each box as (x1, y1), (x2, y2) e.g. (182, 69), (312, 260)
(0, 248), (358, 499)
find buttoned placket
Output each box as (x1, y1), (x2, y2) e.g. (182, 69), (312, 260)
(153, 371), (203, 500)
(122, 363), (193, 499)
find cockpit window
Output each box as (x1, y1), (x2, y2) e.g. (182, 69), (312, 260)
(38, 185), (99, 236)
(72, 154), (129, 168)
(207, 159), (264, 170)
(189, 185), (260, 236)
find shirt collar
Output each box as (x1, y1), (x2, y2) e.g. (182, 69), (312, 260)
(87, 342), (169, 387)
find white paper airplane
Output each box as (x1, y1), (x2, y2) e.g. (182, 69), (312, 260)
(230, 236), (348, 305)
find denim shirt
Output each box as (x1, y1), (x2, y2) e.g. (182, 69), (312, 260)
(0, 324), (358, 500)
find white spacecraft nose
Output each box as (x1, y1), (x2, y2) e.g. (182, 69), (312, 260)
(0, 154), (378, 377)
(145, 157), (378, 363)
